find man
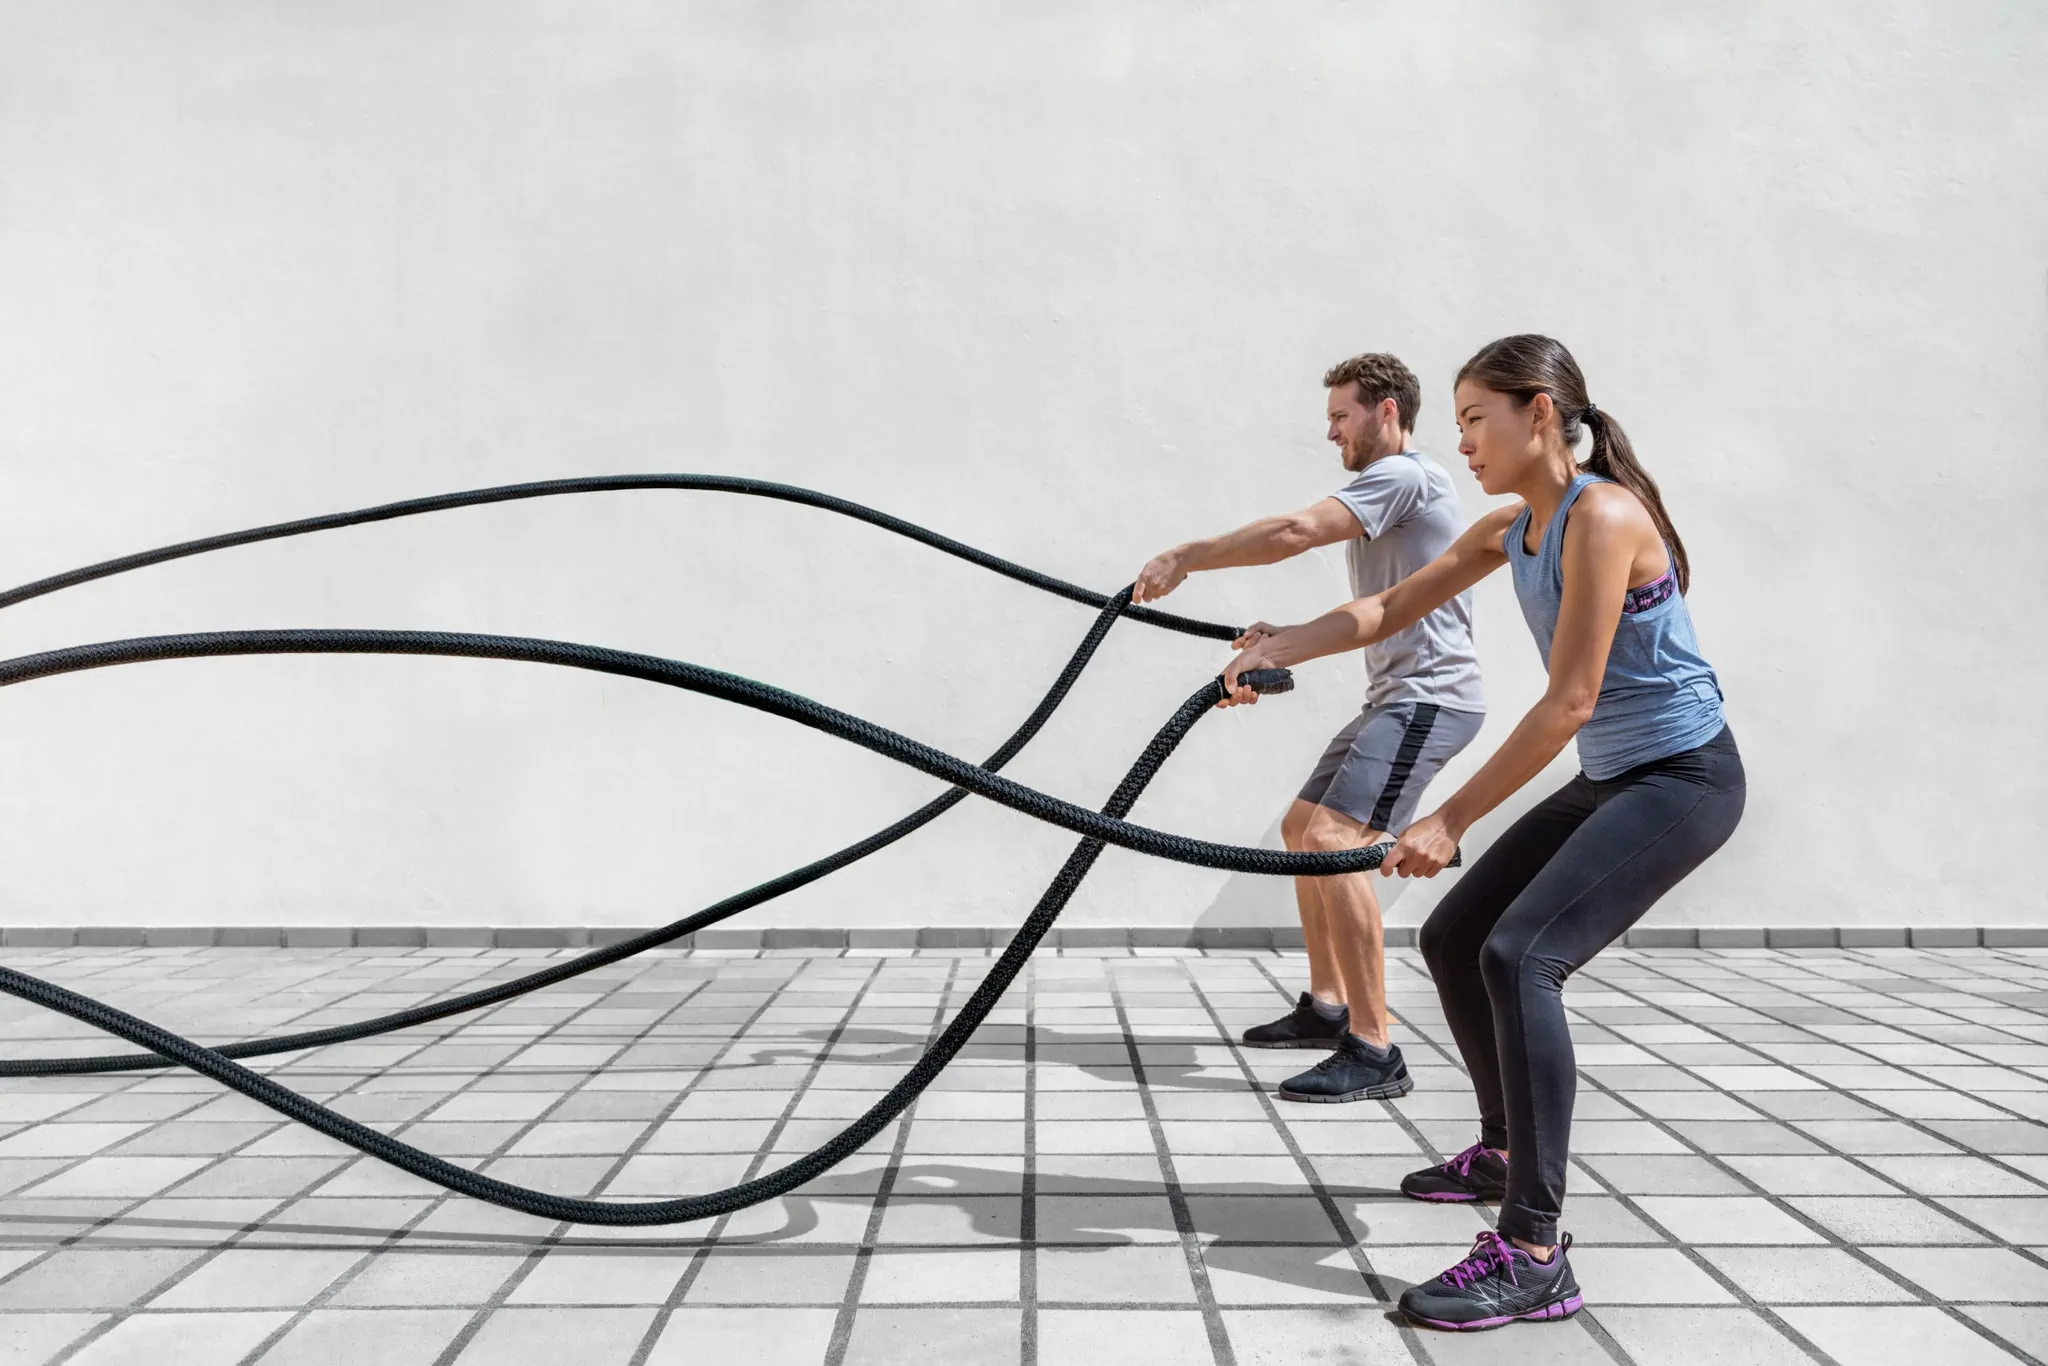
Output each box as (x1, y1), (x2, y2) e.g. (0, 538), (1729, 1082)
(1134, 353), (1485, 1102)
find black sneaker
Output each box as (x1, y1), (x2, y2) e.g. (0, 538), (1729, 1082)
(1401, 1142), (1509, 1203)
(1241, 993), (1348, 1050)
(1275, 1034), (1413, 1102)
(1399, 1231), (1582, 1331)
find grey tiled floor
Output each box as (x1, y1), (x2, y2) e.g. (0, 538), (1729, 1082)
(3, 943), (2047, 1364)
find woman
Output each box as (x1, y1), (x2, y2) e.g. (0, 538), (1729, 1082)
(1220, 334), (1745, 1330)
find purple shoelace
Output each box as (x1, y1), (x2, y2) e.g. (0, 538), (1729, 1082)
(1440, 1231), (1520, 1290)
(1441, 1142), (1491, 1177)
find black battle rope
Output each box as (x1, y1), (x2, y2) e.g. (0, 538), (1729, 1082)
(0, 669), (1377, 1224)
(0, 476), (1227, 1078)
(0, 474), (1221, 1079)
(0, 473), (1236, 640)
(0, 629), (1455, 880)
(0, 478), (1459, 1222)
(0, 592), (1134, 1076)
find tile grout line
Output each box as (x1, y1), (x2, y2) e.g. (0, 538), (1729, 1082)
(1193, 961), (1444, 1366)
(227, 962), (722, 1365)
(419, 960), (788, 1366)
(1589, 950), (2048, 1317)
(1387, 975), (1850, 1366)
(1020, 965), (1039, 1366)
(10, 943), (2048, 1362)
(821, 956), (968, 1366)
(4, 1235), (1927, 1257)
(1610, 947), (2048, 1155)
(1796, 945), (2048, 1143)
(0, 947), (441, 1227)
(1593, 953), (2048, 1365)
(6, 1293), (2012, 1314)
(36, 989), (497, 1365)
(1251, 955), (1646, 1366)
(1618, 946), (2048, 1151)
(1553, 952), (2048, 1347)
(1107, 975), (1237, 1366)
(623, 954), (891, 1366)
(0, 944), (496, 1330)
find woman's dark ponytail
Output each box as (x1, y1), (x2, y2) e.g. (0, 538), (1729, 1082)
(1458, 336), (1691, 594)
(1581, 407), (1688, 594)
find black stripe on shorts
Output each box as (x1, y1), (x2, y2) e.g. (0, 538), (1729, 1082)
(1369, 703), (1442, 831)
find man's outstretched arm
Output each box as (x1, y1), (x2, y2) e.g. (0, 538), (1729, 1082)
(1133, 498), (1361, 603)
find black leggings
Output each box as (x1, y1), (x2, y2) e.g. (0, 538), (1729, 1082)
(1418, 725), (1746, 1245)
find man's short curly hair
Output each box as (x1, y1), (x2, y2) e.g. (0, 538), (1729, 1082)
(1322, 353), (1421, 432)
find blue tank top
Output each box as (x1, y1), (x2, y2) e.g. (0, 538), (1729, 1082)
(1504, 474), (1725, 781)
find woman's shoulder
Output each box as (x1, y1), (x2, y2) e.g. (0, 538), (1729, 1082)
(1569, 480), (1657, 536)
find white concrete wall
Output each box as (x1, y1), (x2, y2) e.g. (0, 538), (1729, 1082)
(2, 1), (2043, 933)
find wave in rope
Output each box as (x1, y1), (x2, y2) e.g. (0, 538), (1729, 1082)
(0, 476), (1452, 1223)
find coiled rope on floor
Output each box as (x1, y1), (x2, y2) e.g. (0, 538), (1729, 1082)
(0, 476), (1455, 1222)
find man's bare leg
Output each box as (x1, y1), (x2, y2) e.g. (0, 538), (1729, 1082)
(1297, 806), (1392, 1049)
(1274, 800), (1412, 1102)
(1241, 800), (1356, 1049)
(1282, 799), (1345, 1009)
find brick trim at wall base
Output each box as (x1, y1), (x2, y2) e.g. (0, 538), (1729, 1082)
(3, 925), (2047, 950)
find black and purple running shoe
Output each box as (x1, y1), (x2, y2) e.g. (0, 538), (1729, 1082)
(1399, 1231), (1582, 1331)
(1400, 1142), (1508, 1202)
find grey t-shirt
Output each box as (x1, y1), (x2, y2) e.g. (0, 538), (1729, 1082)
(1333, 451), (1485, 713)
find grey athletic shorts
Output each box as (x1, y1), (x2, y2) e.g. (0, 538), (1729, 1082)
(1297, 701), (1485, 834)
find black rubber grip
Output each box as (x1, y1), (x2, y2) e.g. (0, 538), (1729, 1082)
(1221, 667), (1295, 698)
(1358, 840), (1465, 870)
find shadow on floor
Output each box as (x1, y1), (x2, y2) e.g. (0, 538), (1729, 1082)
(742, 1022), (1318, 1095)
(0, 1161), (1470, 1300)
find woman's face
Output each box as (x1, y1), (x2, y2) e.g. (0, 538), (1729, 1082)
(1454, 379), (1545, 497)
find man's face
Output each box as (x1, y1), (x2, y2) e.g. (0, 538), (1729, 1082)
(1327, 386), (1388, 473)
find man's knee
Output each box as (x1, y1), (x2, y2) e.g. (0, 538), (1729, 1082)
(1281, 800), (1320, 851)
(1297, 812), (1384, 855)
